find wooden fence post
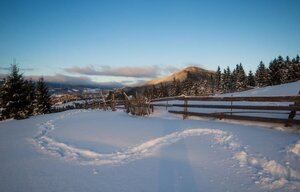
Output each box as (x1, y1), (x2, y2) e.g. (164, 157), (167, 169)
(111, 92), (116, 111)
(123, 92), (130, 113)
(100, 91), (107, 111)
(230, 94), (233, 116)
(286, 91), (300, 127)
(183, 96), (188, 119)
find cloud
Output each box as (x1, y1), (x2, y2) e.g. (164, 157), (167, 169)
(27, 74), (124, 88)
(64, 65), (165, 78)
(0, 66), (34, 71)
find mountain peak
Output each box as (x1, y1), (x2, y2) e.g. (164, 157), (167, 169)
(144, 66), (215, 86)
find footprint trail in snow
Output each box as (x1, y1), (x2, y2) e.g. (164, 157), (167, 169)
(32, 110), (300, 191)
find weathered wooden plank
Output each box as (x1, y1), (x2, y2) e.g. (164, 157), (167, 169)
(171, 104), (300, 111)
(168, 110), (300, 125)
(151, 95), (300, 102)
(150, 96), (184, 102)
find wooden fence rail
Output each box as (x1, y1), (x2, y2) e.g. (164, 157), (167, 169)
(94, 92), (299, 126)
(151, 104), (300, 111)
(168, 111), (300, 125)
(150, 95), (300, 126)
(151, 95), (300, 102)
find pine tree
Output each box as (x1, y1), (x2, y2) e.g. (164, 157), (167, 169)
(214, 66), (222, 92)
(279, 56), (289, 83)
(247, 70), (256, 87)
(0, 64), (27, 119)
(221, 67), (232, 93)
(284, 55), (300, 83)
(209, 74), (215, 95)
(255, 61), (269, 87)
(269, 57), (282, 85)
(152, 85), (158, 98)
(144, 88), (150, 99)
(292, 55), (300, 80)
(34, 77), (51, 115)
(173, 78), (181, 96)
(231, 66), (237, 92)
(235, 63), (247, 91)
(24, 79), (35, 116)
(159, 83), (168, 97)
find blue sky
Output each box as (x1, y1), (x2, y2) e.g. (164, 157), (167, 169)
(0, 0), (299, 86)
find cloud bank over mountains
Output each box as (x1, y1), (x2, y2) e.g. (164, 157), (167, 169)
(64, 65), (178, 78)
(0, 64), (180, 88)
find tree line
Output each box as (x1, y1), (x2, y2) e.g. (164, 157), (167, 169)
(0, 65), (51, 120)
(142, 54), (300, 99)
(215, 55), (300, 93)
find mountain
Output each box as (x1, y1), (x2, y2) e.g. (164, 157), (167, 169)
(144, 66), (215, 86)
(120, 66), (216, 97)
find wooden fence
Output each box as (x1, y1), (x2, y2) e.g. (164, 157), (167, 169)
(150, 95), (300, 126)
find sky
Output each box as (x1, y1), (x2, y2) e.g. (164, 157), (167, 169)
(0, 0), (299, 87)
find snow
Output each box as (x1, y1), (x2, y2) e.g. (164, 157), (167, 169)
(220, 81), (300, 97)
(1, 82), (300, 192)
(289, 141), (300, 157)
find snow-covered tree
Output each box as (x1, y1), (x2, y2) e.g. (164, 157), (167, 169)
(231, 66), (237, 92)
(173, 77), (181, 96)
(285, 55), (300, 83)
(235, 63), (247, 91)
(0, 64), (28, 119)
(221, 67), (232, 93)
(33, 77), (51, 115)
(247, 70), (256, 87)
(24, 79), (35, 117)
(255, 61), (269, 87)
(214, 66), (221, 92)
(269, 57), (283, 85)
(208, 74), (215, 95)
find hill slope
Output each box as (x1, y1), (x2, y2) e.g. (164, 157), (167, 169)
(145, 66), (215, 86)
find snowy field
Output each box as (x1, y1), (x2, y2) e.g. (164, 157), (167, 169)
(0, 82), (300, 192)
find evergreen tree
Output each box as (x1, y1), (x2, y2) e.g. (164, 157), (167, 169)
(24, 79), (35, 116)
(292, 55), (300, 80)
(173, 78), (181, 96)
(255, 61), (269, 87)
(284, 55), (300, 83)
(231, 66), (237, 92)
(0, 64), (27, 119)
(269, 57), (282, 85)
(209, 74), (215, 95)
(159, 83), (168, 97)
(144, 88), (150, 99)
(279, 56), (289, 83)
(247, 70), (256, 87)
(221, 67), (231, 93)
(214, 66), (221, 92)
(34, 77), (51, 115)
(236, 63), (247, 91)
(152, 85), (158, 98)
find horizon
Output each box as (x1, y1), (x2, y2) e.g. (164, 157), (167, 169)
(1, 0), (299, 87)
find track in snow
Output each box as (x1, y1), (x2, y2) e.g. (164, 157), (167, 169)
(32, 110), (300, 190)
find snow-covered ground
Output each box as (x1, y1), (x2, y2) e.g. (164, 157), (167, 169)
(0, 82), (300, 192)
